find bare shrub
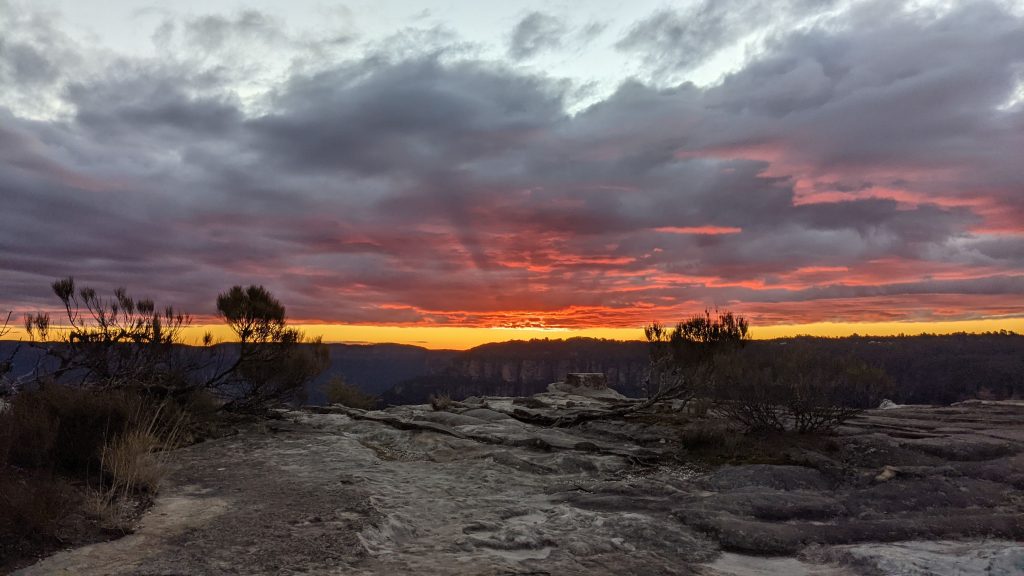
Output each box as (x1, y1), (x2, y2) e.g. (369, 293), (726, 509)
(23, 278), (193, 392)
(642, 310), (749, 409)
(429, 393), (453, 411)
(324, 376), (378, 410)
(21, 279), (326, 414)
(716, 346), (891, 433)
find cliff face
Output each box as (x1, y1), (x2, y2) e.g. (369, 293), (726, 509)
(307, 344), (458, 401)
(380, 338), (649, 404)
(453, 356), (648, 391)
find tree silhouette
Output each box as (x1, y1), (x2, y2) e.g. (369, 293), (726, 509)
(644, 309), (749, 406)
(19, 280), (326, 411)
(23, 278), (191, 390)
(208, 285), (327, 412)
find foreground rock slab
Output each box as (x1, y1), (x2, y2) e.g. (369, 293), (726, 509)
(18, 396), (1024, 575)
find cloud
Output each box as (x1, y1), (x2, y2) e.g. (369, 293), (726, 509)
(508, 12), (566, 60)
(0, 0), (1022, 330)
(616, 0), (844, 76)
(183, 10), (283, 52)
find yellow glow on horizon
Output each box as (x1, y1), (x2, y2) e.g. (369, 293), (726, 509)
(179, 325), (645, 349)
(749, 318), (1024, 340)
(7, 317), (1022, 350)
(191, 317), (1024, 349)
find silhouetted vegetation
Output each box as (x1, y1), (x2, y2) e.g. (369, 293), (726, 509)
(643, 310), (749, 408)
(323, 376), (378, 410)
(377, 332), (1024, 407)
(748, 333), (1024, 405)
(715, 345), (892, 433)
(207, 285), (327, 412)
(21, 279), (327, 413)
(2, 279), (327, 570)
(674, 418), (842, 466)
(643, 311), (889, 433)
(24, 278), (193, 394)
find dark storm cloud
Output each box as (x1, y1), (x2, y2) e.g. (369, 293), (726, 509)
(0, 0), (1022, 327)
(251, 58), (565, 176)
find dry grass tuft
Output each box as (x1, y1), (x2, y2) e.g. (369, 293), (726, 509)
(81, 488), (135, 533)
(96, 401), (185, 509)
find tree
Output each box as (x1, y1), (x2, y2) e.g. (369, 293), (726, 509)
(207, 285), (327, 412)
(491, 310), (751, 427)
(643, 309), (750, 407)
(20, 279), (325, 412)
(23, 278), (192, 392)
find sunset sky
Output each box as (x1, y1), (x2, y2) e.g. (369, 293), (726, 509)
(2, 0), (1023, 348)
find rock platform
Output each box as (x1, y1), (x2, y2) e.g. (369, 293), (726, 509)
(18, 389), (1024, 575)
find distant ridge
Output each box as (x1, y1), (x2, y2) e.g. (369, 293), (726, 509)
(4, 333), (1023, 406)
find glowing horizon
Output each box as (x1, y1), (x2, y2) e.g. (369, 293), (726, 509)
(187, 317), (1024, 349)
(6, 317), (1023, 351)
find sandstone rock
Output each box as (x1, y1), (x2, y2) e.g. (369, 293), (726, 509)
(17, 398), (1024, 575)
(546, 373), (627, 400)
(565, 372), (608, 389)
(821, 540), (1024, 576)
(875, 465), (898, 482)
(459, 408), (513, 422)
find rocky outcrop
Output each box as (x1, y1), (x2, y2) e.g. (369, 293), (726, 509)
(18, 393), (1024, 575)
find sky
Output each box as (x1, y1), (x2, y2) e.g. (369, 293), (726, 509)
(1, 0), (1023, 348)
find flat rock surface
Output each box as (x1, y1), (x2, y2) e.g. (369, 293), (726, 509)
(17, 396), (1024, 575)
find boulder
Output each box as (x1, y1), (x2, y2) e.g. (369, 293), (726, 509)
(547, 373), (626, 400)
(565, 373), (608, 389)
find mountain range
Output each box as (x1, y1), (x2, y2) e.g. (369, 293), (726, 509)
(3, 333), (1023, 406)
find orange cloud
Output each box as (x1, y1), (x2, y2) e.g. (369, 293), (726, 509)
(654, 226), (743, 235)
